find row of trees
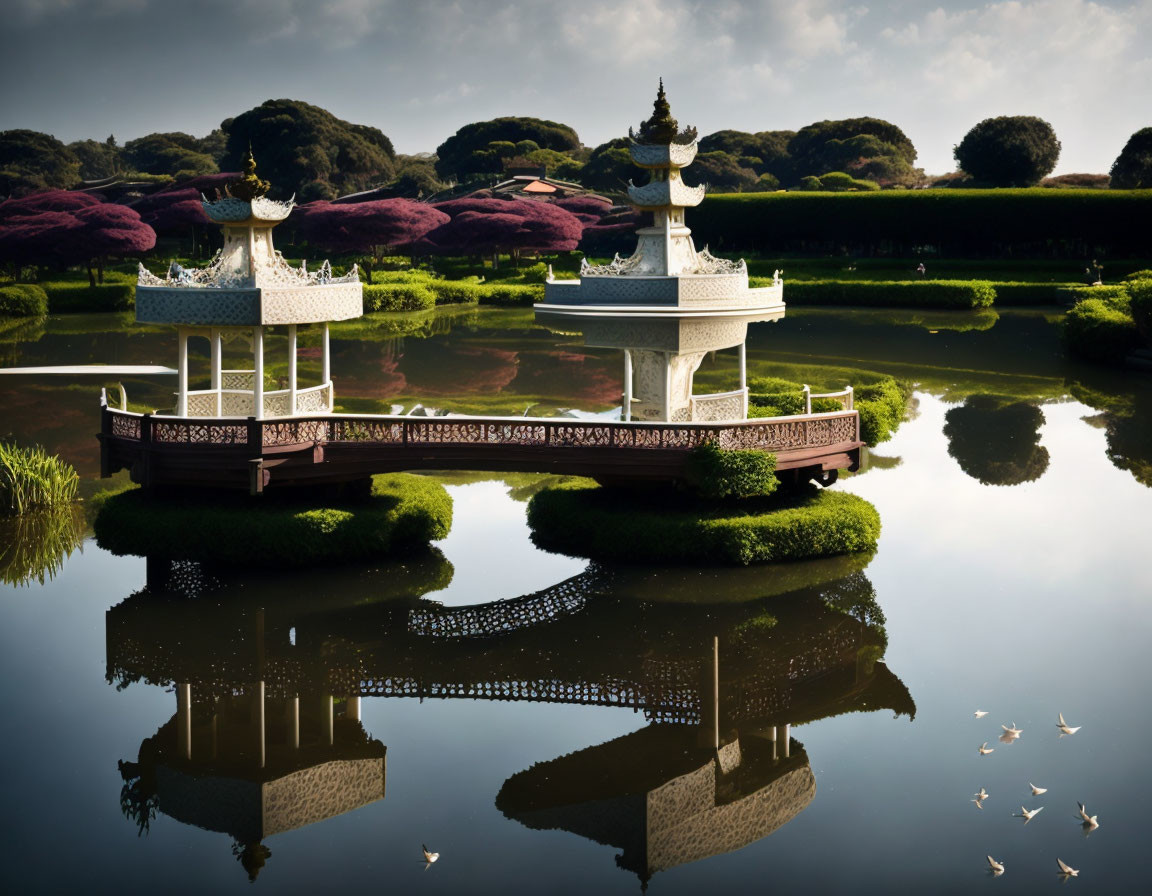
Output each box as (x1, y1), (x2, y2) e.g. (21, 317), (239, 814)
(0, 185), (635, 284)
(3, 101), (1150, 205)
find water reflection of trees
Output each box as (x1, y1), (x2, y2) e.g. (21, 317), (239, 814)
(105, 557), (911, 882)
(1072, 383), (1152, 488)
(943, 394), (1050, 485)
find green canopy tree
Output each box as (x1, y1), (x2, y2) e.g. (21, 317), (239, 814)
(954, 116), (1061, 187)
(435, 117), (581, 182)
(122, 132), (218, 179)
(68, 137), (121, 180)
(1110, 127), (1152, 189)
(221, 99), (396, 200)
(787, 118), (917, 186)
(699, 129), (794, 181)
(0, 130), (80, 197)
(580, 138), (636, 193)
(684, 151), (758, 192)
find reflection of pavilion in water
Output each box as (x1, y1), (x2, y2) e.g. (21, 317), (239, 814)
(109, 557), (912, 883)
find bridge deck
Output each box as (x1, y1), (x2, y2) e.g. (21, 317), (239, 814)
(99, 403), (862, 492)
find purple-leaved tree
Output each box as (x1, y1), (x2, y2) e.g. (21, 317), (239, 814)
(295, 198), (449, 282)
(421, 197), (583, 267)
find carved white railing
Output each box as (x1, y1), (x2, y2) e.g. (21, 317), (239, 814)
(690, 388), (748, 422)
(221, 369), (255, 390)
(180, 381), (332, 418)
(802, 385), (854, 414)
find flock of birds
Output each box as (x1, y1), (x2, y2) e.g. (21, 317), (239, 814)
(972, 710), (1096, 880)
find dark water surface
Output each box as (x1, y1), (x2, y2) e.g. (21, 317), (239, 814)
(2, 306), (1151, 894)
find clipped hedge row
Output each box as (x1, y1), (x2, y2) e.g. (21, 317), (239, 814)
(765, 279), (996, 308)
(364, 279), (542, 310)
(527, 481), (880, 566)
(363, 282), (437, 312)
(1063, 277), (1152, 364)
(0, 284), (48, 317)
(747, 374), (911, 447)
(93, 473), (453, 567)
(695, 189), (1152, 255)
(42, 282), (135, 312)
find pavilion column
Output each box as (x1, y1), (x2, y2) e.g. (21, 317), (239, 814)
(738, 342), (747, 418)
(211, 329), (222, 416)
(252, 326), (264, 419)
(321, 323), (331, 410)
(321, 695), (334, 746)
(711, 636), (720, 752)
(781, 723), (791, 759)
(176, 328), (189, 417)
(345, 696), (361, 722)
(623, 349), (633, 422)
(663, 352), (673, 422)
(253, 681), (265, 769)
(767, 725), (778, 761)
(287, 324), (297, 415)
(176, 683), (192, 760)
(288, 697), (300, 750)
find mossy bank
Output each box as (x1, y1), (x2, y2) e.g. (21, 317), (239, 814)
(93, 473), (452, 567)
(527, 480), (880, 566)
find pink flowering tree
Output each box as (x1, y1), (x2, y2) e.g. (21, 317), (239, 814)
(294, 198), (449, 282)
(73, 203), (156, 284)
(421, 197), (583, 268)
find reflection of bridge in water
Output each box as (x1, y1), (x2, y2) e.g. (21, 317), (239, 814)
(109, 558), (912, 883)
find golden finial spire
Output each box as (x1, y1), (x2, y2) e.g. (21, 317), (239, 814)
(632, 78), (697, 146)
(226, 146), (271, 202)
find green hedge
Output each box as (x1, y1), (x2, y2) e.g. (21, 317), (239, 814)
(683, 443), (778, 500)
(478, 283), (542, 306)
(747, 375), (910, 447)
(766, 279), (995, 308)
(93, 473), (453, 567)
(695, 190), (1152, 256)
(42, 282), (135, 312)
(363, 282), (437, 312)
(429, 280), (483, 305)
(1127, 279), (1152, 341)
(1064, 298), (1141, 363)
(988, 282), (1069, 305)
(0, 284), (48, 317)
(527, 481), (880, 566)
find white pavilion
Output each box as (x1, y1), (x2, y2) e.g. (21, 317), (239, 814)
(536, 81), (786, 423)
(135, 153), (363, 418)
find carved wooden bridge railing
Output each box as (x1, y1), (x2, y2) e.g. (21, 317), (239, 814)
(103, 407), (859, 452)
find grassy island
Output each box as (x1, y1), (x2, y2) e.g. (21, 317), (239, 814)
(93, 472), (452, 567)
(527, 479), (880, 566)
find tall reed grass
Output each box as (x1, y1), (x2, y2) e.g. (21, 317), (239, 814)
(0, 443), (80, 515)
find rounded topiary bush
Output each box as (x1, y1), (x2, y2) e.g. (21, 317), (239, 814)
(527, 480), (880, 566)
(683, 443), (777, 500)
(94, 472), (452, 567)
(0, 284), (49, 318)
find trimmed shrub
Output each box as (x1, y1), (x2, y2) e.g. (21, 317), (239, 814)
(429, 280), (483, 305)
(0, 442), (79, 515)
(1063, 298), (1140, 363)
(362, 282), (436, 312)
(990, 282), (1067, 305)
(683, 443), (778, 501)
(93, 473), (453, 566)
(1067, 284), (1129, 307)
(1123, 270), (1152, 282)
(1127, 279), (1152, 342)
(527, 481), (881, 566)
(773, 279), (995, 308)
(0, 284), (48, 317)
(479, 283), (542, 306)
(42, 281), (134, 312)
(853, 378), (912, 446)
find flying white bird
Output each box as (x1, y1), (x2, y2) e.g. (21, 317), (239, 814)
(1030, 783), (1047, 796)
(974, 710), (989, 719)
(999, 731), (1020, 745)
(1002, 722), (1023, 736)
(971, 798), (984, 810)
(1014, 805), (1044, 823)
(1057, 713), (1081, 736)
(987, 855), (1005, 876)
(979, 742), (995, 755)
(1077, 802), (1099, 830)
(422, 845), (440, 864)
(1057, 858), (1079, 878)
(975, 787), (989, 801)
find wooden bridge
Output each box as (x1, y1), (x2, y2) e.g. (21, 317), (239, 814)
(98, 399), (863, 492)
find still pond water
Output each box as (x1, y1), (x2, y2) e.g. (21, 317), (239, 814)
(1, 306), (1150, 894)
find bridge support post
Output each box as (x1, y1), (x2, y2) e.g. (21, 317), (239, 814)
(253, 681), (265, 769)
(738, 342), (747, 418)
(345, 696), (361, 722)
(321, 322), (331, 394)
(288, 697), (299, 750)
(321, 695), (334, 746)
(781, 723), (791, 758)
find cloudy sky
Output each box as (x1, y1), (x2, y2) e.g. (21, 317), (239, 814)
(2, 0), (1149, 174)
